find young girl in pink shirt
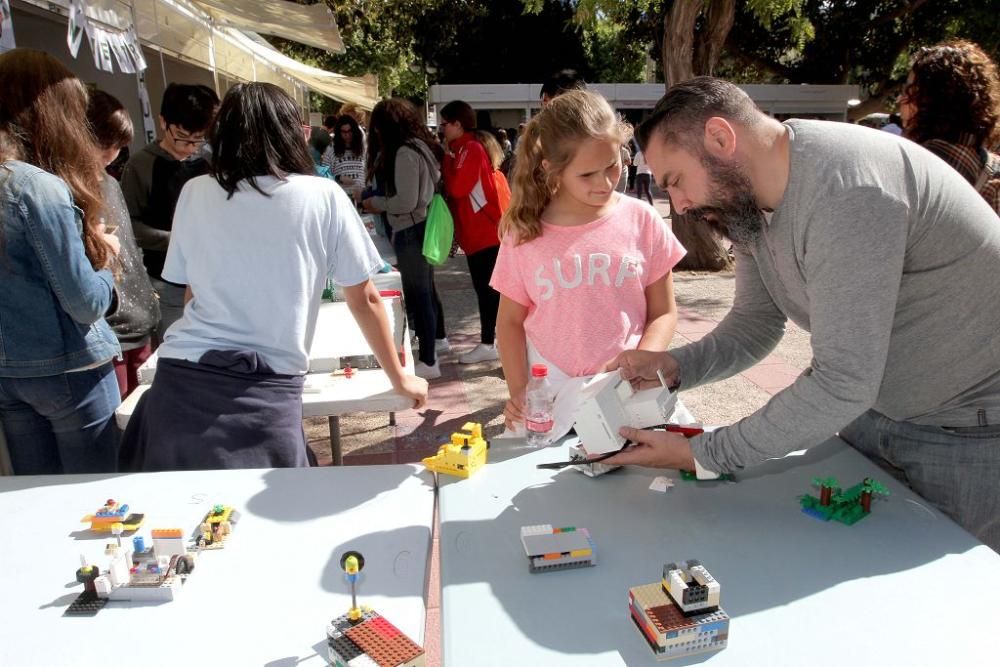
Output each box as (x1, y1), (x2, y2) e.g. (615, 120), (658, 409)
(491, 89), (687, 431)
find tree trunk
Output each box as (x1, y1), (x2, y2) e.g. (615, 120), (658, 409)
(861, 491), (872, 513)
(819, 486), (832, 507)
(670, 212), (733, 271)
(662, 0), (701, 88)
(693, 0), (735, 76)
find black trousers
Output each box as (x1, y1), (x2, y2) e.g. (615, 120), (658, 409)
(636, 173), (653, 205)
(392, 222), (443, 365)
(466, 245), (501, 345)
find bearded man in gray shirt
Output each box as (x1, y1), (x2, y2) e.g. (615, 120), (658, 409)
(605, 77), (1000, 551)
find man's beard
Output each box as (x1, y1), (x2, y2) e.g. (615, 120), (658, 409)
(685, 154), (765, 247)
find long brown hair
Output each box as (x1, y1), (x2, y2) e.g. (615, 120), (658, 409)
(365, 98), (443, 196)
(501, 89), (630, 244)
(0, 49), (107, 269)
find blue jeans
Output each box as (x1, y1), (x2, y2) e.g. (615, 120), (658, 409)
(841, 409), (1000, 552)
(392, 222), (442, 366)
(0, 363), (120, 474)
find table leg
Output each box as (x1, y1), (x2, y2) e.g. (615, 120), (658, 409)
(389, 412), (396, 427)
(329, 415), (342, 466)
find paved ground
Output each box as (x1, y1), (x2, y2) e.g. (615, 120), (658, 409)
(304, 189), (813, 666)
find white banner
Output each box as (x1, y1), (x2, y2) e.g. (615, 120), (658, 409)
(0, 0), (15, 54)
(67, 0), (86, 57)
(66, 0), (146, 73)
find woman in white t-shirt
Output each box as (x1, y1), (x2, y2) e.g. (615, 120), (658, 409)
(118, 83), (426, 471)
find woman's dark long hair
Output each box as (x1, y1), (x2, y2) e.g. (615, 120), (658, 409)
(904, 40), (1000, 148)
(332, 113), (364, 156)
(210, 82), (315, 198)
(0, 48), (107, 269)
(365, 98), (443, 196)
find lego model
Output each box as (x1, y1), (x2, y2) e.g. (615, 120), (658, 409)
(326, 550), (425, 667)
(679, 469), (735, 482)
(66, 529), (196, 615)
(195, 504), (240, 550)
(421, 422), (489, 479)
(520, 524), (596, 573)
(81, 498), (144, 533)
(800, 477), (889, 525)
(66, 503), (238, 616)
(573, 371), (677, 455)
(629, 559), (730, 661)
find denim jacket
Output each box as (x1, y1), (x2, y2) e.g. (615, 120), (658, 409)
(0, 161), (120, 377)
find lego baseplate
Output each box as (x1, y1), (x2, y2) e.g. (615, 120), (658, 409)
(327, 607), (425, 667)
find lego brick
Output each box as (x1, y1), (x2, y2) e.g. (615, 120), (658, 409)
(630, 582), (672, 611)
(345, 614), (423, 667)
(64, 591), (109, 616)
(521, 530), (592, 557)
(151, 528), (184, 538)
(347, 656), (379, 667)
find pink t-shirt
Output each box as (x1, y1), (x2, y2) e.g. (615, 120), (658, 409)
(490, 195), (686, 377)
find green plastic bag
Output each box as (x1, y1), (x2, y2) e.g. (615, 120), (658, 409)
(423, 193), (454, 266)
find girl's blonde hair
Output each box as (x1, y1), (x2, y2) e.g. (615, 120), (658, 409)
(500, 89), (631, 244)
(475, 130), (504, 170)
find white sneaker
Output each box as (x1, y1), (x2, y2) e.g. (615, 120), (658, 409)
(414, 360), (441, 379)
(459, 343), (498, 364)
(435, 338), (451, 353)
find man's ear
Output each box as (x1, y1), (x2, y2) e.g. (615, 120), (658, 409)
(703, 117), (737, 159)
(158, 115), (167, 132)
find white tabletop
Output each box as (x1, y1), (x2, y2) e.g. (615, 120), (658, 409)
(438, 436), (1000, 666)
(0, 465), (433, 666)
(309, 296), (405, 373)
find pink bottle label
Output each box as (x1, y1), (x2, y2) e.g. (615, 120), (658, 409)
(526, 419), (553, 433)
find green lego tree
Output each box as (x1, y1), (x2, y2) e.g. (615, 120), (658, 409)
(812, 476), (839, 506)
(860, 478), (890, 513)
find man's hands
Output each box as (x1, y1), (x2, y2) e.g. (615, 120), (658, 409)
(605, 350), (680, 390)
(600, 427), (697, 469)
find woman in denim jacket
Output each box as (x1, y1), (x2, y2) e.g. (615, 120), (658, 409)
(0, 49), (122, 474)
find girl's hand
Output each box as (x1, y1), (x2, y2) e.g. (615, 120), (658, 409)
(503, 390), (525, 430)
(393, 374), (429, 409)
(605, 350), (679, 390)
(361, 198), (378, 213)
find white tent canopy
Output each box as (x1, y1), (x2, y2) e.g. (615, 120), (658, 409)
(188, 0), (343, 54)
(17, 0), (375, 108)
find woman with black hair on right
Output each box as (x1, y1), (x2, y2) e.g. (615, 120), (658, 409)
(118, 83), (426, 471)
(899, 40), (1000, 213)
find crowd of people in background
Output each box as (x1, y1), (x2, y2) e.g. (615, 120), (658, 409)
(0, 36), (998, 505)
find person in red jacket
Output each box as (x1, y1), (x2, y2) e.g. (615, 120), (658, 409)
(441, 101), (507, 364)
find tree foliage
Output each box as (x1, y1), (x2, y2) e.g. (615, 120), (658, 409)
(726, 0), (1000, 114)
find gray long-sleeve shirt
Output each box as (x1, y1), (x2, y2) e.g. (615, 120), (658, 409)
(369, 141), (439, 233)
(677, 119), (1000, 473)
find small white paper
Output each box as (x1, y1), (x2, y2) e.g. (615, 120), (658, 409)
(649, 476), (674, 493)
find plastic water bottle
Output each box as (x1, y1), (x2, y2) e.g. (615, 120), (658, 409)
(525, 364), (555, 446)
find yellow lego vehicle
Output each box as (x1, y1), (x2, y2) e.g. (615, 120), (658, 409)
(422, 422), (490, 479)
(196, 504), (240, 550)
(81, 499), (144, 533)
